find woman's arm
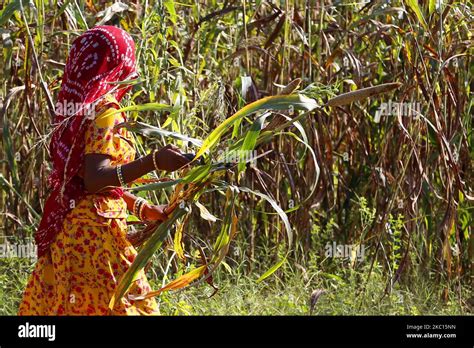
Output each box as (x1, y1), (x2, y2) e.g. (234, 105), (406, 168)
(83, 144), (190, 194)
(122, 191), (140, 213)
(123, 191), (168, 221)
(84, 153), (154, 193)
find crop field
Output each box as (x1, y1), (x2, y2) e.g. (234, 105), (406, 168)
(0, 0), (472, 315)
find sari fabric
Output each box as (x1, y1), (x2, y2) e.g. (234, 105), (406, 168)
(37, 25), (137, 258)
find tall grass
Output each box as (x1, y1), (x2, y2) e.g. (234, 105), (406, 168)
(0, 0), (472, 312)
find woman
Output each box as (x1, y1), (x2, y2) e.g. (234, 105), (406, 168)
(18, 26), (190, 315)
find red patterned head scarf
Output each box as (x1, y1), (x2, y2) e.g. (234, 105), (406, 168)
(36, 25), (137, 257)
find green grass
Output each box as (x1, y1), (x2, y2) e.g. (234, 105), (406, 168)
(156, 270), (469, 316)
(0, 258), (33, 315)
(2, 256), (469, 316)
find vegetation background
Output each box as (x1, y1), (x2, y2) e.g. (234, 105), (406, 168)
(0, 0), (472, 315)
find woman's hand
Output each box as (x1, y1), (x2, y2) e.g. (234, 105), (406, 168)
(154, 144), (191, 172)
(141, 204), (168, 222)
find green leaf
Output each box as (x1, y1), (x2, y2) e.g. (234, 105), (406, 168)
(127, 179), (182, 192)
(210, 189), (237, 263)
(405, 0), (428, 30)
(115, 103), (173, 113)
(428, 0), (436, 15)
(321, 272), (344, 282)
(237, 112), (270, 174)
(109, 207), (189, 310)
(257, 256), (287, 282)
(182, 163), (212, 184)
(193, 94), (318, 160)
(164, 0), (177, 24)
(235, 186), (293, 247)
(0, 0), (33, 26)
(116, 121), (203, 147)
(105, 77), (145, 86)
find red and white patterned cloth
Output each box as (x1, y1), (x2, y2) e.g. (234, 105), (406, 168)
(36, 25), (137, 258)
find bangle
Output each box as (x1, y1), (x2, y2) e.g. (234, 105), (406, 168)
(132, 197), (140, 216)
(152, 150), (160, 171)
(116, 164), (126, 187)
(132, 198), (138, 216)
(138, 201), (147, 221)
(133, 197), (146, 217)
